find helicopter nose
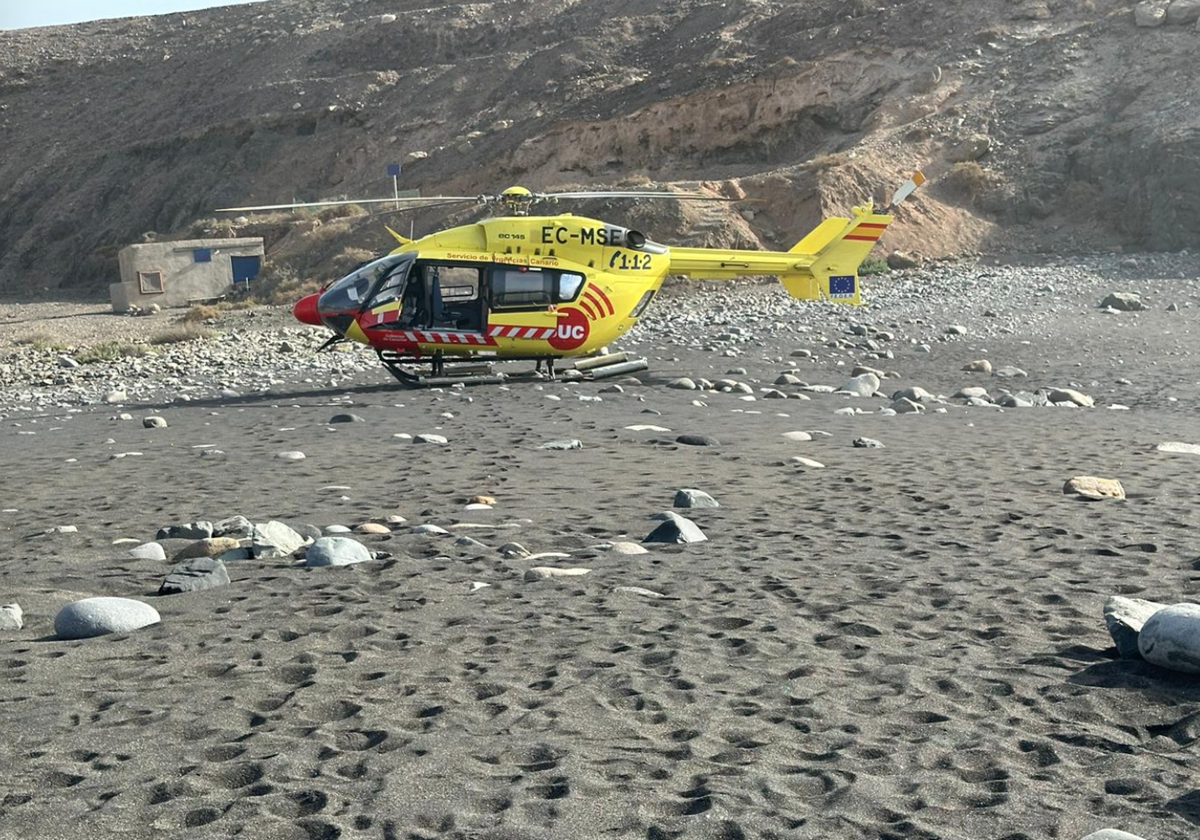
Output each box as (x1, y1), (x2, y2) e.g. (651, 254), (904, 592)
(293, 292), (322, 326)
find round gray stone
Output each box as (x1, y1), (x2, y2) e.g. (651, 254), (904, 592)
(54, 597), (160, 639)
(305, 537), (372, 567)
(1139, 603), (1200, 673)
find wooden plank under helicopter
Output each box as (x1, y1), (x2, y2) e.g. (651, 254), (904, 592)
(217, 178), (924, 387)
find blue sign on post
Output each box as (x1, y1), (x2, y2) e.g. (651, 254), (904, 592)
(387, 163), (402, 177)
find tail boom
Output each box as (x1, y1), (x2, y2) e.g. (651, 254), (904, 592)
(666, 205), (893, 305)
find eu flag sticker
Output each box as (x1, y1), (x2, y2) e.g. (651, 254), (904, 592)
(829, 275), (856, 298)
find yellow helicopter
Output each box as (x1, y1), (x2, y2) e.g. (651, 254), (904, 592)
(217, 175), (924, 385)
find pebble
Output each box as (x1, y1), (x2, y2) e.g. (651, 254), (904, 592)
(625, 424), (671, 432)
(143, 416), (167, 429)
(251, 520), (307, 559)
(275, 450), (306, 461)
(499, 542), (530, 558)
(305, 537), (373, 567)
(470, 581), (491, 591)
(962, 359), (992, 373)
(853, 437), (884, 448)
(644, 513), (708, 544)
(414, 434), (448, 444)
(323, 524), (351, 534)
(1063, 476), (1125, 501)
(213, 515), (253, 538)
(540, 439), (582, 450)
(676, 434), (719, 446)
(1104, 595), (1166, 658)
(615, 586), (666, 598)
(469, 495), (497, 505)
(790, 456), (825, 468)
(782, 431), (812, 442)
(103, 390), (127, 404)
(674, 488), (719, 508)
(524, 567), (591, 581)
(992, 366), (1028, 378)
(128, 542), (167, 561)
(0, 603), (22, 631)
(668, 377), (697, 390)
(1139, 603), (1200, 673)
(355, 523), (391, 535)
(159, 558), (231, 594)
(46, 525), (78, 534)
(329, 413), (365, 423)
(54, 597), (160, 640)
(1048, 388), (1094, 407)
(1080, 832), (1148, 840)
(413, 524), (450, 535)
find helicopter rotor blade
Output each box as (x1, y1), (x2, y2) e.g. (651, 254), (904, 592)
(535, 190), (738, 202)
(214, 196), (485, 213)
(372, 199), (494, 219)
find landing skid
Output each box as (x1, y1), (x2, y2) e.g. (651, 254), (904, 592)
(376, 350), (649, 388)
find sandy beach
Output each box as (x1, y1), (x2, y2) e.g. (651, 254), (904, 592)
(2, 259), (1200, 839)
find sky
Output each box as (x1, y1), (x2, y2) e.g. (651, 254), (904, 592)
(0, 0), (273, 30)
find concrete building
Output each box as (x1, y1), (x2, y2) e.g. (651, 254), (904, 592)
(109, 237), (264, 312)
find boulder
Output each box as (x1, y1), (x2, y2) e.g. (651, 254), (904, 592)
(954, 386), (989, 400)
(668, 377), (697, 390)
(839, 373), (880, 397)
(0, 603), (22, 631)
(1104, 596), (1167, 658)
(252, 521), (307, 559)
(644, 514), (708, 544)
(1100, 292), (1146, 311)
(853, 437), (884, 448)
(1139, 603), (1200, 673)
(1168, 0), (1200, 24)
(143, 416), (167, 429)
(948, 134), (991, 162)
(54, 597), (160, 639)
(886, 251), (921, 269)
(893, 397), (924, 414)
(962, 359), (993, 374)
(674, 489), (719, 509)
(213, 515), (253, 538)
(305, 537), (373, 567)
(159, 558), (231, 594)
(1134, 1), (1169, 27)
(1063, 476), (1126, 501)
(172, 536), (241, 562)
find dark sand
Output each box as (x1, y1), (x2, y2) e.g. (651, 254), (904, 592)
(2, 273), (1200, 840)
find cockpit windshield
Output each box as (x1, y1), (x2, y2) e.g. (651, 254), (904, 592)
(317, 253), (414, 317)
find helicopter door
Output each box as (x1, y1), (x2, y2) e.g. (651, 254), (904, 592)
(418, 263), (485, 332)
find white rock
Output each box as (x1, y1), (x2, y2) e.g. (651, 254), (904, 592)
(615, 586), (666, 598)
(782, 431), (813, 442)
(413, 524), (450, 536)
(604, 541), (649, 555)
(275, 450), (306, 461)
(0, 603), (22, 631)
(1139, 603), (1200, 673)
(143, 416), (167, 429)
(128, 542), (167, 561)
(790, 456), (825, 468)
(839, 373), (880, 397)
(54, 597), (160, 639)
(624, 424), (671, 432)
(252, 520), (307, 559)
(414, 434), (448, 445)
(305, 537), (372, 567)
(103, 390), (127, 404)
(1081, 830), (1149, 840)
(1156, 441), (1200, 455)
(1104, 595), (1167, 658)
(524, 567), (591, 581)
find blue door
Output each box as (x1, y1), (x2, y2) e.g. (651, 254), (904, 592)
(231, 256), (261, 285)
